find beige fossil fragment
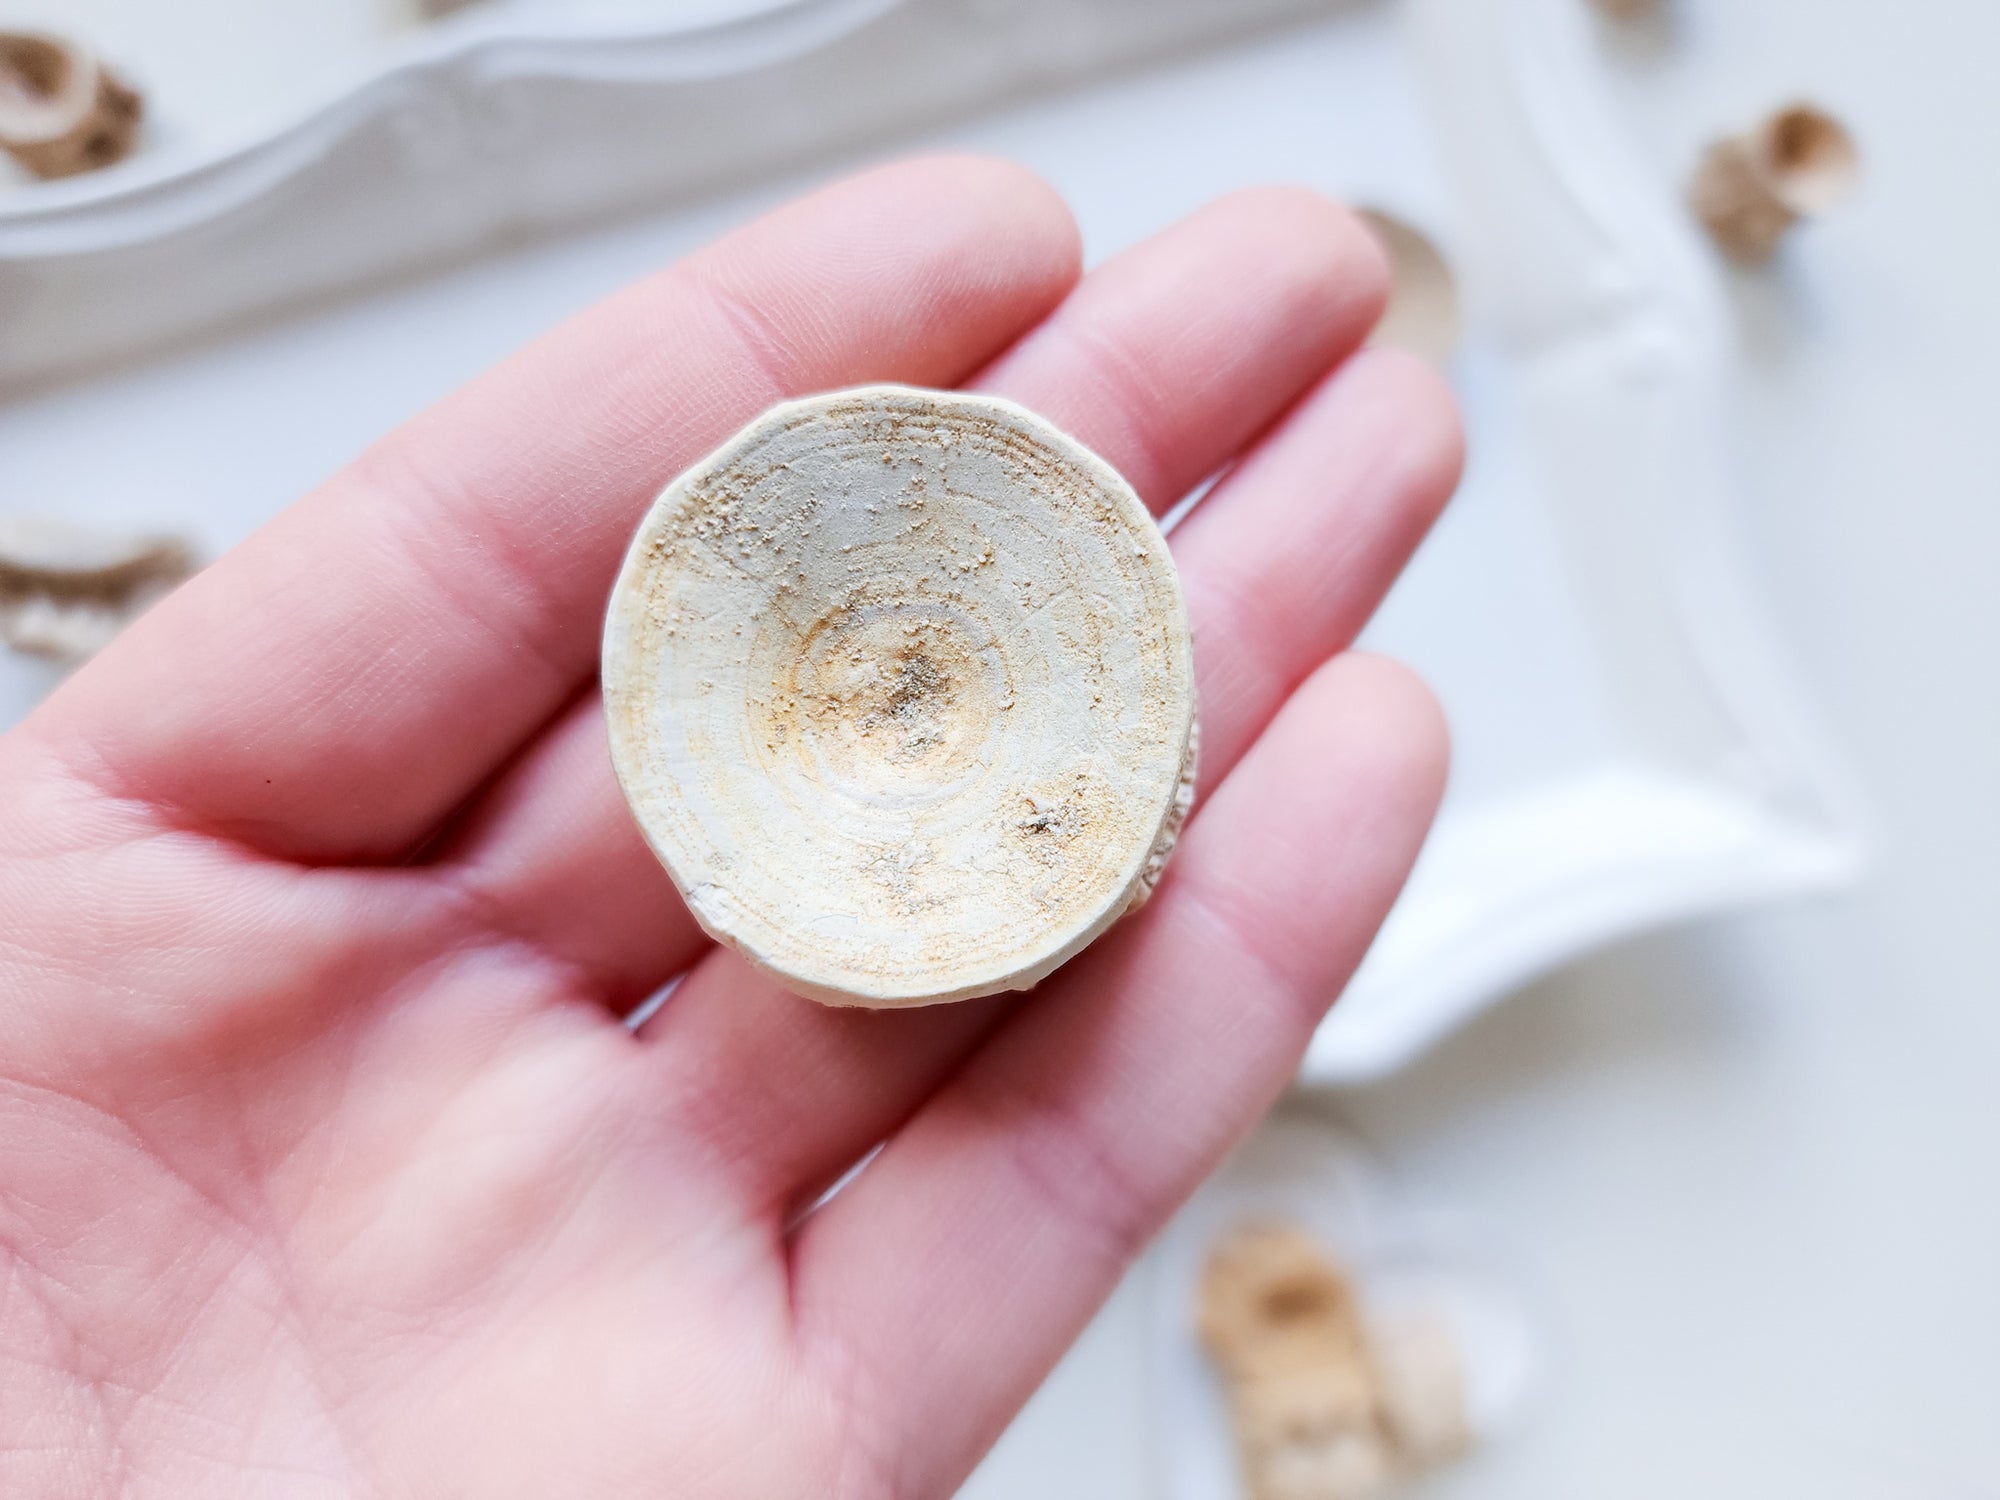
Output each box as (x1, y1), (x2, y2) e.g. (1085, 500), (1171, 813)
(0, 32), (141, 181)
(1357, 210), (1462, 366)
(1202, 1224), (1397, 1500)
(1199, 1223), (1473, 1500)
(1691, 103), (1859, 264)
(603, 386), (1197, 1009)
(0, 515), (195, 665)
(1586, 0), (1662, 19)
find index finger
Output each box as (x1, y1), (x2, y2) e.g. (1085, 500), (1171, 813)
(30, 157), (1081, 863)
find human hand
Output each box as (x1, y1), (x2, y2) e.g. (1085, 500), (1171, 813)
(0, 158), (1459, 1498)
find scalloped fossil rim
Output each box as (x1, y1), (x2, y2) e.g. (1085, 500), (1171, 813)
(602, 385), (1198, 1008)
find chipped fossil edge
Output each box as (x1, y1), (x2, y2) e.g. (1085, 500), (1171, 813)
(1125, 715), (1198, 914)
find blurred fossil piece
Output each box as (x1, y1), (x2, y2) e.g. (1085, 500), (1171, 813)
(1366, 1305), (1471, 1470)
(0, 32), (141, 180)
(0, 516), (194, 665)
(1202, 1223), (1395, 1500)
(602, 385), (1197, 1009)
(1586, 0), (1663, 18)
(1199, 1223), (1473, 1500)
(1357, 210), (1462, 366)
(1691, 103), (1859, 264)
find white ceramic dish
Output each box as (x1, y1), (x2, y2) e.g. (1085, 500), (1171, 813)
(0, 0), (1333, 386)
(0, 0), (1862, 1080)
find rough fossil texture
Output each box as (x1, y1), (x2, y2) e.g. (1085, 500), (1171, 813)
(603, 386), (1197, 1008)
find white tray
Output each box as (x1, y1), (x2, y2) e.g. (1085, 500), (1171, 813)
(0, 0), (1862, 1081)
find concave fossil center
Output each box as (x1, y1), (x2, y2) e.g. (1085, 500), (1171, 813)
(770, 598), (1007, 806)
(603, 386), (1195, 1007)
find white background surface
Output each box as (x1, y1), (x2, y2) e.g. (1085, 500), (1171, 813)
(4, 0), (1997, 1494)
(982, 1), (2000, 1493)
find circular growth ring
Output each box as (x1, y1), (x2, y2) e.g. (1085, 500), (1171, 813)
(605, 386), (1197, 1008)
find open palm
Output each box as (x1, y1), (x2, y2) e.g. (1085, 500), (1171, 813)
(0, 159), (1458, 1498)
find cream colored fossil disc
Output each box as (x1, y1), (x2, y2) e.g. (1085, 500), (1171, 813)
(603, 385), (1197, 1008)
